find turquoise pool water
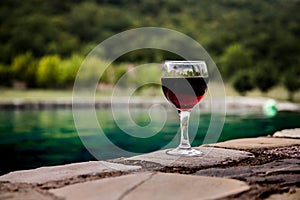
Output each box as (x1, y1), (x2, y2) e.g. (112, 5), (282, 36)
(0, 109), (299, 175)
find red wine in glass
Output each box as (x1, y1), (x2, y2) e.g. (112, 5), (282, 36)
(162, 77), (208, 111)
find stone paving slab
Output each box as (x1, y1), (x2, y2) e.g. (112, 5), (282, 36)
(273, 128), (300, 139)
(207, 137), (300, 150)
(51, 172), (152, 200)
(125, 146), (254, 168)
(0, 161), (141, 184)
(50, 172), (250, 200)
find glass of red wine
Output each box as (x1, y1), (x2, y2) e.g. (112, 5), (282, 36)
(161, 60), (208, 156)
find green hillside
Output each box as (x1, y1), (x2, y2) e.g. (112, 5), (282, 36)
(0, 0), (299, 99)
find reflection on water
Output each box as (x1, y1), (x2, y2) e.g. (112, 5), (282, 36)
(0, 109), (299, 175)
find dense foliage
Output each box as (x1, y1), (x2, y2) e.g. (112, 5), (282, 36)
(0, 0), (299, 98)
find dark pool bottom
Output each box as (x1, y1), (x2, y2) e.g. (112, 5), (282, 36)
(0, 109), (299, 175)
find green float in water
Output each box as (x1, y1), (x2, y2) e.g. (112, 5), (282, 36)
(263, 99), (277, 117)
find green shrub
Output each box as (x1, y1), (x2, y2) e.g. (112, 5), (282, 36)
(232, 70), (254, 96)
(58, 54), (83, 87)
(253, 62), (277, 93)
(283, 67), (300, 101)
(220, 43), (252, 80)
(11, 52), (37, 87)
(100, 66), (115, 85)
(113, 64), (128, 85)
(0, 63), (12, 86)
(76, 56), (111, 87)
(36, 55), (61, 88)
(126, 63), (161, 92)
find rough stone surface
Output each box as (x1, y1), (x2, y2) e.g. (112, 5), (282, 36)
(0, 190), (53, 200)
(125, 146), (254, 168)
(197, 159), (300, 198)
(266, 187), (300, 200)
(0, 161), (141, 184)
(273, 128), (300, 139)
(262, 146), (300, 158)
(50, 172), (250, 200)
(196, 159), (300, 199)
(196, 159), (300, 184)
(207, 137), (300, 150)
(0, 182), (58, 200)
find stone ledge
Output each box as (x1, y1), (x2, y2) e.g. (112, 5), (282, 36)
(0, 182), (58, 200)
(206, 137), (300, 150)
(50, 172), (250, 200)
(0, 161), (141, 184)
(273, 128), (300, 139)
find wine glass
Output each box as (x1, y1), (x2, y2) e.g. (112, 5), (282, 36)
(161, 60), (208, 156)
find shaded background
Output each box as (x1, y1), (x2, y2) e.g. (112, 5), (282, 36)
(0, 0), (299, 100)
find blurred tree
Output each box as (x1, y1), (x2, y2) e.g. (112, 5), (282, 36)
(0, 63), (12, 86)
(47, 32), (80, 57)
(36, 55), (61, 88)
(11, 52), (37, 87)
(253, 61), (277, 94)
(283, 67), (300, 102)
(232, 70), (254, 96)
(113, 65), (127, 85)
(67, 2), (132, 43)
(58, 54), (83, 87)
(100, 66), (115, 84)
(122, 64), (161, 93)
(76, 56), (109, 87)
(9, 14), (59, 57)
(220, 43), (252, 80)
(67, 2), (101, 42)
(0, 0), (299, 95)
(268, 32), (300, 73)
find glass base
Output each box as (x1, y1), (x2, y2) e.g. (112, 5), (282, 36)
(166, 147), (203, 157)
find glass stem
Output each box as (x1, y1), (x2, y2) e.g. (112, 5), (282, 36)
(178, 110), (191, 149)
